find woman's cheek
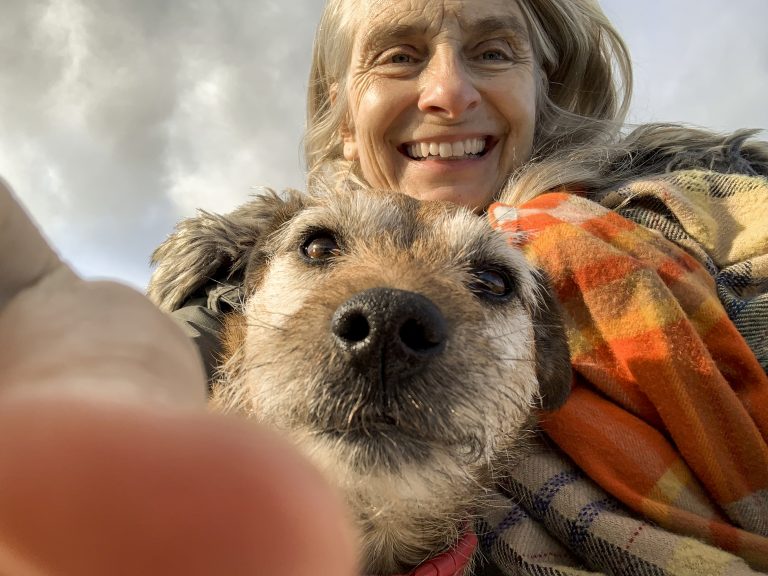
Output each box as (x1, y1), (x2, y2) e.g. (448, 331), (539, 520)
(358, 130), (399, 190)
(350, 82), (407, 191)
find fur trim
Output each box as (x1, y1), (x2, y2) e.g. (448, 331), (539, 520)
(148, 189), (306, 311)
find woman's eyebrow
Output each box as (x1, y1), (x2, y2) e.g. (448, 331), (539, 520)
(461, 15), (530, 43)
(358, 15), (530, 53)
(359, 22), (429, 53)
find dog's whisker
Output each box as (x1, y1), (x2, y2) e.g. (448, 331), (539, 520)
(244, 319), (286, 332)
(494, 356), (535, 362)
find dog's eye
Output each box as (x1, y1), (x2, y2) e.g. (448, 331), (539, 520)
(301, 233), (340, 261)
(469, 269), (513, 299)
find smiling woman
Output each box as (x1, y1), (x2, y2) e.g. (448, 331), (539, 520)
(306, 0), (630, 209)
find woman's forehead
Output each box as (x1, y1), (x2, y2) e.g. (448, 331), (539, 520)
(351, 0), (529, 46)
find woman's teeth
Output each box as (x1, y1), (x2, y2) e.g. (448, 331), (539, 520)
(407, 138), (486, 159)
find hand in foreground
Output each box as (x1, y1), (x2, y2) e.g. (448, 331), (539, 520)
(0, 178), (357, 576)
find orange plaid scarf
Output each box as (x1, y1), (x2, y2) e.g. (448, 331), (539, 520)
(490, 191), (768, 569)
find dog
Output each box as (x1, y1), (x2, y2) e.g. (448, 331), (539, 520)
(148, 187), (571, 575)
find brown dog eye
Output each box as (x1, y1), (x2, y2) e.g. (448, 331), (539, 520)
(301, 233), (340, 261)
(470, 269), (513, 299)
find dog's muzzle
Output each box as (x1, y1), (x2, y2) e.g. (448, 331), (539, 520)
(319, 287), (464, 467)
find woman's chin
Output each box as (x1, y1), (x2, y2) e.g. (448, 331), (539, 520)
(400, 181), (496, 211)
(396, 155), (500, 209)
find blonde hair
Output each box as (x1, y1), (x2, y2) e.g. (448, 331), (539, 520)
(304, 0), (633, 192)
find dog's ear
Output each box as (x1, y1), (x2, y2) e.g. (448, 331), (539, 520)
(148, 190), (307, 312)
(531, 270), (572, 410)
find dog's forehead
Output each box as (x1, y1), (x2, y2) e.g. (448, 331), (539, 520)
(414, 200), (508, 260)
(278, 190), (511, 263)
(287, 190), (418, 242)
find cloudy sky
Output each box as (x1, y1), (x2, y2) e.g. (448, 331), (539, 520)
(2, 0), (767, 290)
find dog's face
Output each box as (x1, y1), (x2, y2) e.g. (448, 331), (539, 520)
(149, 188), (570, 574)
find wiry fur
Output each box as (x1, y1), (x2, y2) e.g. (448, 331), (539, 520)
(149, 188), (571, 575)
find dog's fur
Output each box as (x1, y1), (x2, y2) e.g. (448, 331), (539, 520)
(149, 188), (571, 575)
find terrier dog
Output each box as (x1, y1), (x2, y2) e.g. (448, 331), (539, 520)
(148, 187), (570, 575)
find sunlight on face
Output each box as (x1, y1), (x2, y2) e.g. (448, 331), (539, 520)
(342, 0), (537, 210)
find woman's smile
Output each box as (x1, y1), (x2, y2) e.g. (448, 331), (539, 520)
(397, 135), (501, 188)
(401, 136), (494, 160)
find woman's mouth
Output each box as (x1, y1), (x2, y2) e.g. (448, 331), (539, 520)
(401, 137), (493, 161)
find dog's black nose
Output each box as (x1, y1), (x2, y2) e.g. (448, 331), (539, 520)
(331, 288), (446, 376)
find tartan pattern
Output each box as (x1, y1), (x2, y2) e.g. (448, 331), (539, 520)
(477, 439), (762, 576)
(594, 170), (768, 374)
(483, 176), (768, 575)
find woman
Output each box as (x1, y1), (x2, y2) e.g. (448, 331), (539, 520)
(306, 0), (630, 209)
(2, 0), (766, 574)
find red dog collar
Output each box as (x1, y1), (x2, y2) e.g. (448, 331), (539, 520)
(393, 530), (478, 576)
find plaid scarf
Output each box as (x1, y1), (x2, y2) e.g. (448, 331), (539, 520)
(481, 171), (768, 575)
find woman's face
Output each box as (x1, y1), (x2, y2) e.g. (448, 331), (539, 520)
(341, 0), (538, 210)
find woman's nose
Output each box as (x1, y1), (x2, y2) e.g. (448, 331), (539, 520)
(418, 50), (480, 119)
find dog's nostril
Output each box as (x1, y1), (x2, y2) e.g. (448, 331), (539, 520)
(399, 318), (442, 353)
(335, 311), (370, 343)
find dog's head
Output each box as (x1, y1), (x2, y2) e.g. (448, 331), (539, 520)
(149, 188), (571, 573)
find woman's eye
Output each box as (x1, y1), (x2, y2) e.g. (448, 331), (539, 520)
(481, 50), (507, 61)
(376, 46), (421, 67)
(472, 40), (514, 63)
(390, 53), (413, 64)
(470, 269), (513, 299)
(301, 233), (340, 261)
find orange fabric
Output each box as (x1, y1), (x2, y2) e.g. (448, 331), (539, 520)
(490, 193), (768, 566)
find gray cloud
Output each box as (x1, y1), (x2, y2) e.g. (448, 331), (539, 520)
(601, 0), (768, 131)
(2, 0), (766, 289)
(1, 0), (322, 287)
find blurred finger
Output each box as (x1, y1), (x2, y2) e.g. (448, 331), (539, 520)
(0, 276), (208, 407)
(0, 177), (65, 311)
(0, 178), (206, 407)
(0, 397), (358, 576)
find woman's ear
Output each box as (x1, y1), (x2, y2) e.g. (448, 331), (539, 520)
(330, 82), (358, 161)
(342, 138), (358, 161)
